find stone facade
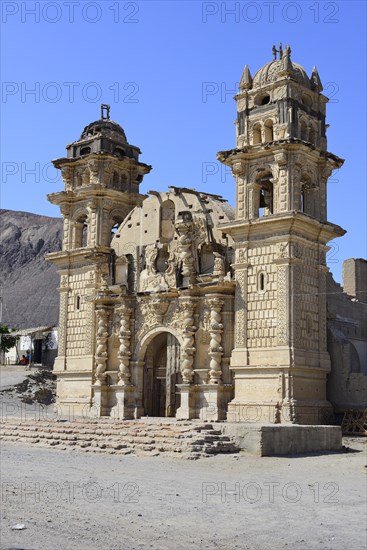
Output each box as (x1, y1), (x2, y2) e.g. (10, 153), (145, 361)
(47, 51), (366, 423)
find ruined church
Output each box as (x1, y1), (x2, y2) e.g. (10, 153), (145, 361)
(47, 46), (367, 424)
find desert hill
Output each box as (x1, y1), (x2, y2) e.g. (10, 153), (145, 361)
(0, 209), (62, 329)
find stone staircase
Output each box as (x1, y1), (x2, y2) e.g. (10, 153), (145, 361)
(0, 418), (240, 459)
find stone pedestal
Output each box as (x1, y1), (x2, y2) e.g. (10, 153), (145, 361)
(110, 385), (135, 420)
(91, 384), (109, 416)
(220, 423), (342, 456)
(176, 384), (195, 420)
(199, 384), (233, 421)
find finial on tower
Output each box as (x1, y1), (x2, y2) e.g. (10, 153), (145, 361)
(310, 66), (323, 92)
(239, 65), (253, 90)
(101, 104), (110, 120)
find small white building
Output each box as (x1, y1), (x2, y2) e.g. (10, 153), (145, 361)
(5, 326), (58, 368)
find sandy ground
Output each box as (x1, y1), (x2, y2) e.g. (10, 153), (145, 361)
(0, 365), (31, 389)
(1, 365), (366, 550)
(0, 365), (55, 420)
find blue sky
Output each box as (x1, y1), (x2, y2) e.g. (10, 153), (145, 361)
(1, 0), (366, 282)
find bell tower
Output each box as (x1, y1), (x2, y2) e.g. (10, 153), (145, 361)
(47, 106), (151, 415)
(219, 46), (345, 424)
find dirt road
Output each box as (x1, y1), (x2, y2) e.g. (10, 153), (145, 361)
(1, 437), (366, 550)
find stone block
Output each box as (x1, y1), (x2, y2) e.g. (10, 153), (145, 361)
(220, 423), (342, 456)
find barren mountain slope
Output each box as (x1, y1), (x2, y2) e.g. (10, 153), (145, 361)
(0, 209), (62, 329)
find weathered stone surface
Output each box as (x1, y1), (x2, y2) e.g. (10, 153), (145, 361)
(31, 46), (367, 430)
(0, 418), (240, 458)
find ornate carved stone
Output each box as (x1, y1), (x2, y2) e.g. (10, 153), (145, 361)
(207, 298), (224, 383)
(94, 308), (110, 385)
(176, 220), (195, 282)
(88, 160), (99, 185)
(61, 167), (73, 191)
(116, 304), (132, 385)
(213, 252), (225, 277)
(234, 270), (247, 347)
(180, 299), (196, 383)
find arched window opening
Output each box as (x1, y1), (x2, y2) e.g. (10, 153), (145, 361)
(253, 124), (262, 145)
(111, 222), (120, 237)
(160, 200), (175, 243)
(74, 214), (88, 248)
(82, 223), (88, 247)
(301, 189), (305, 213)
(255, 94), (270, 106)
(76, 175), (83, 187)
(114, 148), (125, 158)
(80, 147), (91, 156)
(75, 295), (81, 310)
(258, 174), (273, 217)
(264, 120), (274, 142)
(300, 177), (314, 216)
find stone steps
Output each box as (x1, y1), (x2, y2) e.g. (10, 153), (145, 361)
(0, 419), (239, 458)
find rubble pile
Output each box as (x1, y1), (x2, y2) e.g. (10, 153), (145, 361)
(1, 369), (57, 405)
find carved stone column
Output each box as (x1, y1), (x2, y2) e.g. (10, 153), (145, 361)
(116, 304), (132, 385)
(94, 308), (109, 385)
(177, 221), (195, 285)
(180, 299), (196, 383)
(109, 303), (137, 420)
(176, 298), (196, 420)
(207, 298), (224, 384)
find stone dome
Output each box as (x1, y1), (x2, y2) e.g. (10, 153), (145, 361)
(80, 119), (128, 142)
(252, 59), (311, 89)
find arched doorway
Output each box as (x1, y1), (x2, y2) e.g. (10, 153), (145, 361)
(143, 333), (181, 417)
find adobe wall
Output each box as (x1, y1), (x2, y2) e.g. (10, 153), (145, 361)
(327, 260), (367, 412)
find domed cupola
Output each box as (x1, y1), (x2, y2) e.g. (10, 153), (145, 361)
(233, 45), (329, 151)
(218, 44), (344, 223)
(65, 104), (140, 160)
(49, 105), (152, 251)
(252, 45), (311, 89)
(81, 119), (128, 142)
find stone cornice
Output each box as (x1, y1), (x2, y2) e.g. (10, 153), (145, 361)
(217, 140), (344, 168)
(220, 211), (345, 243)
(52, 152), (152, 174)
(46, 246), (113, 267)
(47, 188), (146, 207)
